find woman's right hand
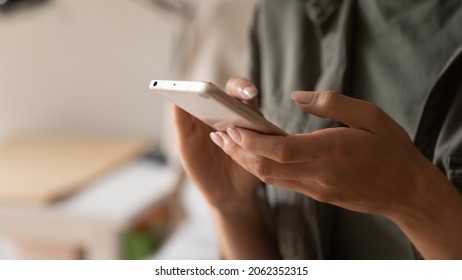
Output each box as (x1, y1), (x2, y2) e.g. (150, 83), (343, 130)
(174, 77), (263, 210)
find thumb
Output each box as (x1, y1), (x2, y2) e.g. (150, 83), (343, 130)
(291, 90), (394, 133)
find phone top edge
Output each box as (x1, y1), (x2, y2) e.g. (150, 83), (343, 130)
(149, 80), (211, 92)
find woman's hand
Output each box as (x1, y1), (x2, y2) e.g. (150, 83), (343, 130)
(210, 90), (426, 215)
(174, 77), (262, 210)
(210, 90), (462, 259)
(175, 77), (281, 259)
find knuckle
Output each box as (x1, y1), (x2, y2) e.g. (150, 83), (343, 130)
(319, 91), (341, 109)
(240, 135), (256, 151)
(253, 158), (272, 178)
(274, 141), (293, 163)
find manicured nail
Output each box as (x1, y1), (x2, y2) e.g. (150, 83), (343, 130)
(210, 132), (224, 148)
(291, 91), (315, 104)
(227, 127), (242, 143)
(242, 86), (258, 99)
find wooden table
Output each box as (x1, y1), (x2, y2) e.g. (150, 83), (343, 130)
(0, 136), (180, 259)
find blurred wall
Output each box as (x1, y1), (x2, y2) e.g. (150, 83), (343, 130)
(0, 0), (174, 142)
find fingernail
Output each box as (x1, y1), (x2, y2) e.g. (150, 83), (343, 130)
(210, 132), (224, 148)
(227, 127), (241, 143)
(242, 86), (258, 99)
(291, 91), (315, 104)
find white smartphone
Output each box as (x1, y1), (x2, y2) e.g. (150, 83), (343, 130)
(150, 80), (288, 136)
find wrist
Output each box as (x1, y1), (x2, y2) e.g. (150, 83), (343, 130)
(388, 160), (451, 225)
(387, 160), (462, 259)
(210, 185), (280, 260)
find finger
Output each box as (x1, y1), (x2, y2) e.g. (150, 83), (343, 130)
(210, 131), (310, 180)
(225, 76), (258, 101)
(291, 91), (401, 135)
(173, 105), (193, 126)
(226, 127), (336, 163)
(210, 131), (334, 202)
(174, 105), (213, 140)
(173, 105), (194, 137)
(174, 105), (207, 128)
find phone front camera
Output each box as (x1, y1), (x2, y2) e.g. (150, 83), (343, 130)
(153, 81), (158, 87)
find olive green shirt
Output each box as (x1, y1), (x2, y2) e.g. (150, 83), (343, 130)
(354, 0), (462, 138)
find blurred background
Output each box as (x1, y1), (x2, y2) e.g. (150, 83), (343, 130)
(0, 0), (258, 259)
